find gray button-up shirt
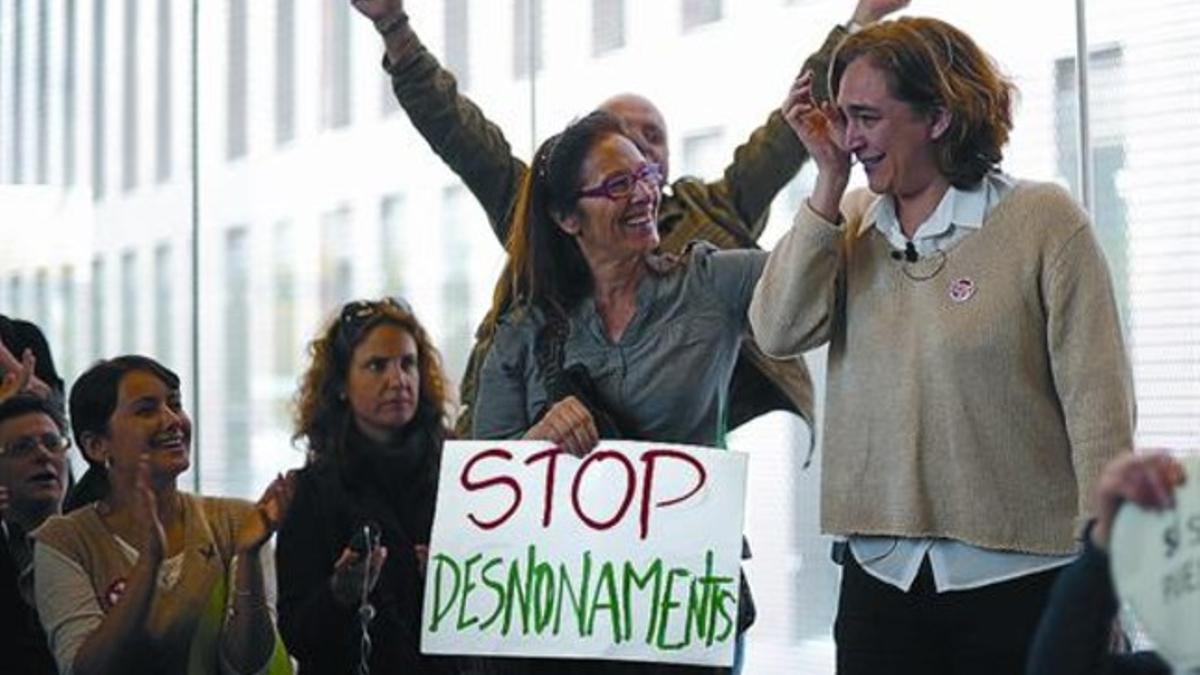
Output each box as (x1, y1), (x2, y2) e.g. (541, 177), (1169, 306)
(473, 243), (767, 448)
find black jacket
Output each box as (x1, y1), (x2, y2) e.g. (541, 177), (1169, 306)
(275, 423), (463, 675)
(1, 524), (57, 674)
(1027, 534), (1171, 675)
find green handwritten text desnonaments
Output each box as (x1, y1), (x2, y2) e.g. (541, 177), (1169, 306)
(428, 546), (737, 651)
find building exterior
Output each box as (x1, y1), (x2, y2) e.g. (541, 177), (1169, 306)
(1, 0), (1196, 670)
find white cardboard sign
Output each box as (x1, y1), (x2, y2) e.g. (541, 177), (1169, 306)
(1111, 456), (1200, 672)
(420, 440), (748, 667)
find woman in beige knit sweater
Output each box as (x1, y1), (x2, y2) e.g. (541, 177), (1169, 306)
(749, 17), (1135, 675)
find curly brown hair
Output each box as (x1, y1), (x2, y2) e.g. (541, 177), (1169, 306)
(293, 299), (451, 459)
(831, 16), (1017, 189)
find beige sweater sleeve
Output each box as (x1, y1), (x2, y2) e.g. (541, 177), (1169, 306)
(749, 194), (865, 357)
(1043, 218), (1137, 531)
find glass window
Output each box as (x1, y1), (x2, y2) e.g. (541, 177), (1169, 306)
(216, 227), (252, 496)
(320, 0), (351, 129)
(681, 0), (721, 31)
(34, 268), (49, 329)
(89, 256), (104, 361)
(440, 185), (474, 382)
(12, 0), (26, 183)
(89, 0), (105, 199)
(155, 0), (170, 182)
(380, 193), (406, 296)
(63, 0), (77, 187)
(119, 248), (136, 352)
(36, 0), (48, 183)
(275, 0), (295, 143)
(60, 266), (76, 378)
(592, 0), (625, 55)
(0, 4), (1195, 670)
(1087, 0), (1200, 450)
(319, 205), (354, 315)
(680, 127), (726, 179)
(153, 242), (172, 364)
(6, 275), (23, 318)
(444, 0), (470, 89)
(120, 0), (136, 190)
(227, 0), (247, 159)
(512, 0), (542, 79)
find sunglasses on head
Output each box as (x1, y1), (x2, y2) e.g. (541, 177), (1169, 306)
(336, 297), (415, 351)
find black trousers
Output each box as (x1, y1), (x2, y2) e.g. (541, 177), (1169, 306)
(835, 553), (1062, 675)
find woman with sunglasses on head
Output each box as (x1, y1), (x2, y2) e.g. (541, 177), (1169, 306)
(472, 111), (771, 674)
(276, 298), (466, 674)
(32, 355), (295, 675)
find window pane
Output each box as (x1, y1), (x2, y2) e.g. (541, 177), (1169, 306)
(275, 0), (294, 143)
(155, 0), (170, 182)
(227, 0), (247, 158)
(592, 0), (625, 55)
(681, 0), (721, 31)
(1088, 0), (1200, 451)
(320, 0), (351, 129)
(120, 0), (135, 190)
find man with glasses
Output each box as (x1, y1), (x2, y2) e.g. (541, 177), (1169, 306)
(352, 0), (911, 437)
(0, 395), (70, 674)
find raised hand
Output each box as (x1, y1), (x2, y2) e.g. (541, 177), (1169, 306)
(330, 545), (388, 608)
(0, 340), (49, 402)
(1091, 451), (1187, 549)
(851, 0), (911, 25)
(782, 71), (852, 221)
(235, 471), (298, 554)
(523, 395), (599, 457)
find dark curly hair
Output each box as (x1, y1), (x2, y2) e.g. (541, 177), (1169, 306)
(293, 299), (450, 460)
(831, 16), (1017, 188)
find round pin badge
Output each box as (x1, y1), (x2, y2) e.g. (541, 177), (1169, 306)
(948, 277), (975, 303)
(103, 577), (128, 610)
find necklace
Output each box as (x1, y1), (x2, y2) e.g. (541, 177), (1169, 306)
(897, 248), (948, 281)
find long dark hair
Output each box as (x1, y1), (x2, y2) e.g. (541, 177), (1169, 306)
(487, 111), (627, 326)
(64, 355), (181, 507)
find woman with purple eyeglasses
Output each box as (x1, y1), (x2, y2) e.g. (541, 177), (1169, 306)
(473, 111), (770, 674)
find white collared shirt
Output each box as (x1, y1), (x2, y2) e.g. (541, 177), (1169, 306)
(848, 171), (1078, 593)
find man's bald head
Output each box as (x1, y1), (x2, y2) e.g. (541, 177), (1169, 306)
(598, 93), (670, 182)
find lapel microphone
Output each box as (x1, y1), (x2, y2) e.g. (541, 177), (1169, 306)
(891, 241), (920, 263)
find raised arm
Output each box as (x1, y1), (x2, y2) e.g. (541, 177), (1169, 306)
(748, 70), (855, 356)
(695, 0), (909, 240)
(220, 473), (296, 674)
(354, 0), (527, 242)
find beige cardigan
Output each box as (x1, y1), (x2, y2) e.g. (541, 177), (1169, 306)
(749, 181), (1135, 555)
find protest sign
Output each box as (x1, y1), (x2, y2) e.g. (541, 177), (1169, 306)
(1111, 455), (1200, 672)
(420, 440), (748, 667)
